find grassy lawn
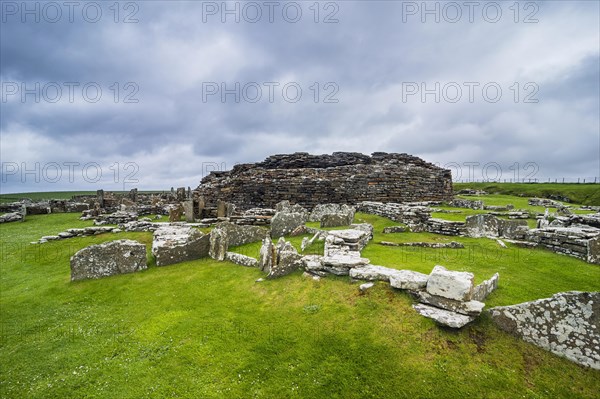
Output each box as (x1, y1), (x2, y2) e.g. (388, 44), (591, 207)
(1, 208), (599, 398)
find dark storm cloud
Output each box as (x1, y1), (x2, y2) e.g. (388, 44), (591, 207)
(1, 0), (598, 192)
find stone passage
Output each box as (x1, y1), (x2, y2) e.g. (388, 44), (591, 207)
(194, 152), (452, 210)
(490, 292), (600, 370)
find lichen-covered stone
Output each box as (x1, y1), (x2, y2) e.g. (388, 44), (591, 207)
(153, 226), (209, 266)
(472, 273), (499, 301)
(225, 252), (258, 268)
(258, 237), (275, 273)
(490, 291), (600, 370)
(465, 214), (499, 238)
(270, 212), (307, 238)
(389, 270), (429, 290)
(70, 239), (147, 281)
(426, 265), (474, 301)
(413, 304), (475, 328)
(416, 292), (484, 316)
(349, 265), (405, 282)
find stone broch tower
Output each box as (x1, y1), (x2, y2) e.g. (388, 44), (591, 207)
(194, 152), (452, 210)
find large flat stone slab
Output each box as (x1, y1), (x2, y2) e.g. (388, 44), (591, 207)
(416, 292), (484, 316)
(70, 239), (147, 281)
(426, 265), (474, 301)
(152, 226), (209, 266)
(413, 304), (475, 328)
(349, 265), (405, 282)
(327, 229), (367, 243)
(389, 270), (429, 290)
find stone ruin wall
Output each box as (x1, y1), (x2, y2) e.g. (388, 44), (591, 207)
(194, 152), (453, 211)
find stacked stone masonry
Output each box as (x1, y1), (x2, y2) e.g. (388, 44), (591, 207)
(194, 152), (452, 210)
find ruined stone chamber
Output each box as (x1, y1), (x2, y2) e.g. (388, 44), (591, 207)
(194, 152), (453, 211)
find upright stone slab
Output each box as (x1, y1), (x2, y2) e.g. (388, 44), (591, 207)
(152, 226), (209, 266)
(70, 239), (147, 281)
(490, 292), (600, 370)
(209, 226), (228, 261)
(270, 211), (307, 238)
(182, 200), (195, 222)
(426, 265), (474, 302)
(587, 236), (600, 265)
(258, 237), (275, 273)
(498, 219), (528, 239)
(465, 214), (499, 238)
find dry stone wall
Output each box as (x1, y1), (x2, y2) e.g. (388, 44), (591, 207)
(195, 152), (452, 210)
(490, 292), (600, 370)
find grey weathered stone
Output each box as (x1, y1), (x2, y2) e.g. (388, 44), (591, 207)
(270, 211), (307, 238)
(217, 221), (269, 247)
(225, 251), (258, 268)
(168, 205), (183, 222)
(389, 270), (429, 290)
(490, 291), (600, 370)
(498, 218), (528, 239)
(587, 236), (600, 265)
(94, 211), (138, 225)
(382, 225), (409, 234)
(182, 200), (195, 222)
(360, 282), (374, 292)
(320, 250), (369, 275)
(70, 239), (147, 281)
(269, 248), (302, 278)
(300, 255), (324, 272)
(258, 237), (275, 273)
(316, 204), (355, 227)
(416, 292), (484, 316)
(412, 303), (475, 328)
(472, 273), (499, 301)
(0, 212), (24, 223)
(450, 199), (484, 210)
(357, 201), (432, 228)
(275, 200), (308, 216)
(209, 226), (228, 261)
(321, 213), (352, 228)
(153, 226), (210, 266)
(426, 265), (474, 302)
(349, 265), (405, 282)
(528, 198), (564, 208)
(465, 214), (499, 238)
(524, 226), (600, 264)
(324, 226), (372, 253)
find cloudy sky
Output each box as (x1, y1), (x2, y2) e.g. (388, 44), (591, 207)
(1, 0), (599, 193)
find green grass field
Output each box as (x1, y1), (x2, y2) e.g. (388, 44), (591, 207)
(1, 189), (599, 398)
(454, 183), (600, 206)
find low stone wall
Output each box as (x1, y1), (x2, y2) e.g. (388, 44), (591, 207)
(524, 227), (600, 264)
(424, 218), (466, 236)
(357, 201), (431, 226)
(490, 291), (600, 370)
